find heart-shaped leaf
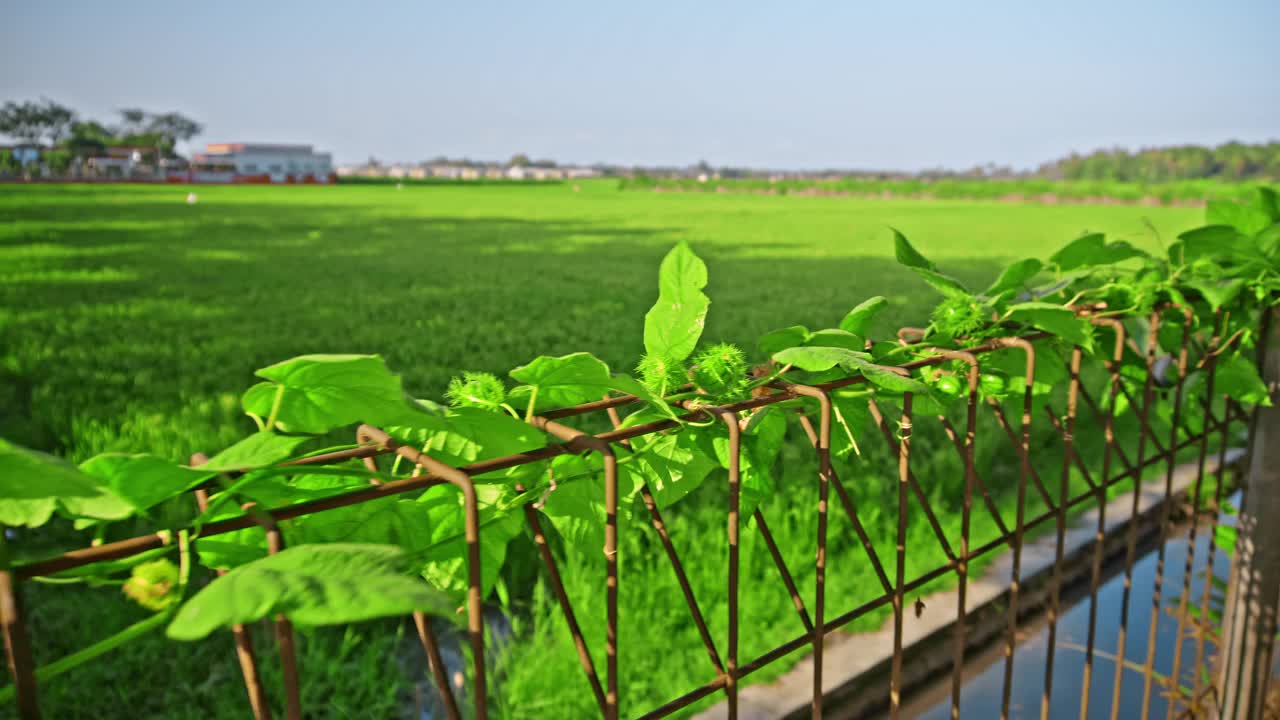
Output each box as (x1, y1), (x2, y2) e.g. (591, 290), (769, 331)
(644, 242), (710, 363)
(242, 355), (416, 434)
(198, 432), (313, 473)
(839, 297), (889, 336)
(0, 439), (108, 528)
(1005, 302), (1094, 350)
(984, 259), (1043, 297)
(168, 544), (455, 640)
(78, 454), (213, 517)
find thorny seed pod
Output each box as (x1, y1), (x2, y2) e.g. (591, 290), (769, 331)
(931, 295), (986, 337)
(690, 342), (749, 398)
(446, 371), (506, 409)
(637, 353), (686, 395)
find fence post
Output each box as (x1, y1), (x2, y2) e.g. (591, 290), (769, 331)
(1217, 305), (1280, 719)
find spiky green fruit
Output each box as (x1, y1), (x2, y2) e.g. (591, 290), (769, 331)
(445, 372), (506, 409)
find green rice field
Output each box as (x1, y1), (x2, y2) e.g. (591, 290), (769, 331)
(0, 180), (1210, 718)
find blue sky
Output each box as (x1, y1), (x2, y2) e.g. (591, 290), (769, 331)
(3, 1), (1277, 170)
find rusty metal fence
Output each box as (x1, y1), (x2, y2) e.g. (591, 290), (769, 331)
(1, 305), (1268, 720)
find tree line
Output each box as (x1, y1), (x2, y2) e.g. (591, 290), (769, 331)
(1038, 141), (1280, 182)
(0, 98), (201, 174)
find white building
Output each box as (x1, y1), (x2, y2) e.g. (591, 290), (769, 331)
(191, 143), (334, 184)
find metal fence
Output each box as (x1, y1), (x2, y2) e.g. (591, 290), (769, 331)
(2, 305), (1268, 720)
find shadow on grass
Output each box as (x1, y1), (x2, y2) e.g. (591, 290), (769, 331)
(2, 200), (1007, 461)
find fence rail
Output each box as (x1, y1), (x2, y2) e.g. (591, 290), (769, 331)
(2, 305), (1268, 720)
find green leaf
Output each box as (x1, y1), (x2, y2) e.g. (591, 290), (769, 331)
(839, 297), (889, 336)
(643, 242), (710, 363)
(1005, 302), (1094, 349)
(1050, 233), (1106, 271)
(892, 228), (935, 270)
(984, 259), (1043, 297)
(605, 374), (679, 420)
(740, 408), (787, 514)
(506, 352), (675, 419)
(701, 409), (787, 515)
(293, 497), (435, 555)
(1256, 224), (1280, 258)
(236, 472), (376, 509)
(386, 406), (547, 484)
(542, 453), (637, 548)
(853, 361), (932, 395)
(509, 352), (611, 411)
(199, 432), (312, 473)
(540, 453), (640, 554)
(241, 354), (416, 434)
(1256, 187), (1280, 224)
(806, 329), (867, 352)
(984, 344), (1070, 399)
(1214, 524), (1238, 554)
(1173, 225), (1256, 264)
(77, 454), (212, 517)
(1186, 278), (1245, 311)
(195, 527), (269, 571)
(909, 267), (970, 298)
(759, 326), (811, 355)
(772, 345), (929, 394)
(1207, 196), (1274, 237)
(773, 346), (871, 373)
(1214, 354), (1271, 406)
(167, 544), (454, 640)
(830, 397), (874, 460)
(417, 484), (522, 602)
(628, 431), (717, 508)
(1049, 233), (1145, 271)
(0, 439), (109, 528)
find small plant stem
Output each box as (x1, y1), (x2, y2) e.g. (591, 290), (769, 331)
(523, 387), (539, 422)
(265, 384), (285, 431)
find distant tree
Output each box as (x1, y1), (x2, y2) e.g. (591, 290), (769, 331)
(146, 112), (202, 151)
(38, 99), (76, 145)
(509, 153), (530, 167)
(43, 149), (72, 174)
(117, 108), (148, 136)
(63, 120), (114, 176)
(0, 100), (52, 144)
(1041, 141), (1280, 182)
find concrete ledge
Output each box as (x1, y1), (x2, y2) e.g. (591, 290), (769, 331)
(694, 450), (1245, 720)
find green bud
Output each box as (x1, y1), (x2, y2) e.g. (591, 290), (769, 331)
(637, 354), (685, 395)
(122, 559), (180, 612)
(690, 343), (749, 398)
(445, 372), (506, 409)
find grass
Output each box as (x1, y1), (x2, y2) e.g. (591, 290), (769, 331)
(0, 180), (1211, 718)
(620, 175), (1270, 206)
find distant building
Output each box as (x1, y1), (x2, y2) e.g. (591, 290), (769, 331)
(332, 159), (601, 182)
(84, 146), (163, 178)
(190, 143), (335, 184)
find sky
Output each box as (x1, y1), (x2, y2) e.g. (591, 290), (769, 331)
(3, 1), (1278, 171)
